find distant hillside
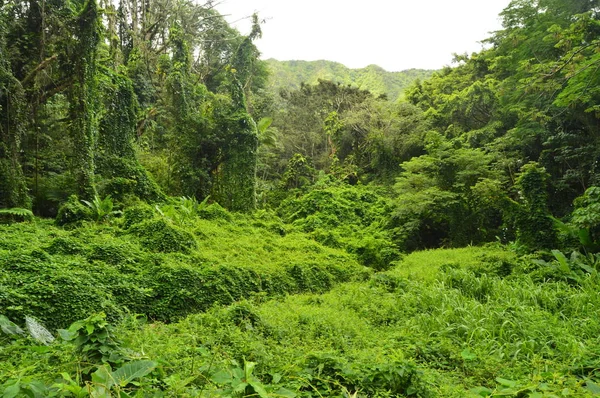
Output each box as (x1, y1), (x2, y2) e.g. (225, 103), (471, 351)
(265, 59), (435, 101)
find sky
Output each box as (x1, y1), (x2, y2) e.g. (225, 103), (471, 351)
(214, 0), (513, 72)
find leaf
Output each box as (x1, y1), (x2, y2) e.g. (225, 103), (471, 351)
(468, 386), (492, 397)
(249, 381), (269, 398)
(244, 361), (257, 380)
(461, 348), (477, 361)
(111, 360), (157, 387)
(0, 315), (25, 336)
(233, 382), (248, 393)
(92, 365), (114, 390)
(211, 370), (232, 384)
(25, 381), (49, 397)
(2, 381), (20, 398)
(58, 328), (75, 341)
(257, 117), (273, 134)
(551, 250), (571, 273)
(585, 380), (600, 394)
(274, 387), (296, 398)
(271, 373), (282, 384)
(495, 377), (517, 388)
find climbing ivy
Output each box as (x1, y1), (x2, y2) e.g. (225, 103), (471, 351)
(211, 77), (259, 212)
(96, 69), (163, 202)
(67, 0), (101, 200)
(513, 162), (558, 251)
(0, 29), (30, 209)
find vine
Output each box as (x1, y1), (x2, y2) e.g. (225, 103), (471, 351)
(68, 0), (101, 200)
(0, 38), (30, 209)
(96, 69), (163, 201)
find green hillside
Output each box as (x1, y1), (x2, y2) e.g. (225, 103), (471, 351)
(265, 59), (434, 100)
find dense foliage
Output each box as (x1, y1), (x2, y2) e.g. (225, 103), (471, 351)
(0, 0), (265, 213)
(1, 0), (600, 396)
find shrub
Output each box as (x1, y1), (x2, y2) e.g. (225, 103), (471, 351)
(0, 208), (34, 223)
(121, 204), (155, 229)
(55, 195), (92, 226)
(197, 203), (233, 221)
(128, 218), (197, 253)
(45, 236), (87, 255)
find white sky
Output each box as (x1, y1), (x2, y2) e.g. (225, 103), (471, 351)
(214, 0), (513, 71)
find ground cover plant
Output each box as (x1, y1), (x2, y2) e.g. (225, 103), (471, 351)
(2, 246), (599, 397)
(0, 203), (367, 330)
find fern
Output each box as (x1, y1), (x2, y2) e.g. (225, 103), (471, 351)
(0, 208), (34, 221)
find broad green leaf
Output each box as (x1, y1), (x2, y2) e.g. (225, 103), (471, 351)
(274, 387), (296, 398)
(233, 382), (248, 393)
(461, 348), (477, 361)
(585, 380), (600, 394)
(468, 386), (492, 397)
(551, 250), (570, 273)
(495, 378), (517, 388)
(211, 370), (232, 384)
(3, 381), (20, 398)
(111, 360), (157, 387)
(92, 365), (114, 390)
(249, 382), (269, 398)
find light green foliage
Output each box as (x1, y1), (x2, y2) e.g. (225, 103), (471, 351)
(128, 218), (197, 254)
(266, 59), (434, 101)
(81, 195), (121, 223)
(121, 203), (156, 230)
(278, 184), (399, 270)
(102, 246), (597, 397)
(0, 208), (365, 329)
(2, 224), (600, 396)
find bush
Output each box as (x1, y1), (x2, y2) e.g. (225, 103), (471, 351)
(128, 218), (197, 253)
(0, 208), (34, 223)
(122, 204), (156, 229)
(45, 236), (87, 255)
(277, 185), (399, 268)
(55, 195), (92, 226)
(96, 155), (165, 203)
(197, 203), (233, 221)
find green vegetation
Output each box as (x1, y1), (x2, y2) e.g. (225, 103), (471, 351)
(2, 0), (600, 396)
(266, 59), (434, 101)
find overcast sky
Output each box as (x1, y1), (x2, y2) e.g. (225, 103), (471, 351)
(214, 0), (513, 72)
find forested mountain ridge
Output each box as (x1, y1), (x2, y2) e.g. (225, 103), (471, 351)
(265, 58), (434, 100)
